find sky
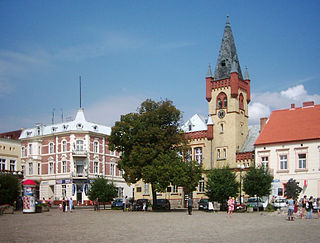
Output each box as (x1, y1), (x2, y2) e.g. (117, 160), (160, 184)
(1, 0), (320, 132)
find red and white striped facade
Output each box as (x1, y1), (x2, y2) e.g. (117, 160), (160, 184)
(20, 108), (133, 204)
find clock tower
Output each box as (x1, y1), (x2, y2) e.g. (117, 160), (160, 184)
(205, 17), (251, 169)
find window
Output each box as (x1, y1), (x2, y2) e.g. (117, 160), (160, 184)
(195, 147), (202, 164)
(62, 161), (67, 173)
(188, 124), (192, 131)
(0, 159), (6, 170)
(144, 183), (149, 195)
(220, 123), (224, 133)
(217, 149), (221, 159)
(298, 154), (306, 169)
(94, 141), (99, 153)
(223, 148), (227, 159)
(110, 164), (115, 176)
(223, 97), (227, 108)
(37, 126), (41, 135)
(279, 155), (288, 170)
(136, 187), (142, 193)
(217, 92), (227, 109)
(167, 187), (172, 193)
(261, 156), (268, 170)
(29, 162), (33, 175)
(28, 144), (33, 155)
(62, 185), (66, 198)
(21, 147), (25, 157)
(76, 140), (84, 151)
(62, 141), (67, 152)
(119, 170), (123, 177)
(49, 162), (54, 174)
(94, 162), (99, 174)
(185, 149), (192, 162)
(76, 161), (84, 174)
(110, 150), (115, 156)
(10, 160), (16, 171)
(118, 187), (124, 198)
(38, 163), (41, 175)
(49, 143), (54, 154)
(199, 178), (205, 192)
(172, 185), (178, 193)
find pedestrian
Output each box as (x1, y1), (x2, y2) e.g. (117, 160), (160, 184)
(293, 199), (299, 218)
(306, 196), (313, 219)
(187, 197), (193, 215)
(69, 198), (73, 212)
(300, 195), (307, 218)
(62, 198), (66, 212)
(94, 197), (99, 211)
(65, 198), (68, 212)
(287, 197), (295, 221)
(123, 196), (127, 212)
(143, 201), (147, 211)
(227, 196), (235, 218)
(316, 198), (320, 219)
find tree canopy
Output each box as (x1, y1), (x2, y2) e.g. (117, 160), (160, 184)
(108, 99), (202, 207)
(0, 174), (20, 205)
(87, 177), (118, 207)
(284, 178), (302, 199)
(243, 166), (273, 198)
(205, 167), (239, 209)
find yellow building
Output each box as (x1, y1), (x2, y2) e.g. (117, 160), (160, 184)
(134, 17), (256, 208)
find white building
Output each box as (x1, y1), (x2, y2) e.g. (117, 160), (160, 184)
(20, 108), (133, 204)
(255, 102), (320, 199)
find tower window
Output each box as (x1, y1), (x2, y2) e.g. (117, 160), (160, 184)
(239, 93), (244, 110)
(216, 92), (227, 110)
(221, 60), (226, 67)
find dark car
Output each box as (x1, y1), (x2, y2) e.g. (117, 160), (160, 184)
(111, 198), (123, 209)
(246, 197), (264, 211)
(136, 199), (149, 211)
(198, 199), (209, 211)
(154, 199), (170, 210)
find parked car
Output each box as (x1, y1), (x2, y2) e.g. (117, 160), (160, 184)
(198, 199), (209, 211)
(272, 197), (287, 209)
(246, 197), (264, 211)
(136, 199), (150, 211)
(154, 199), (170, 210)
(111, 198), (123, 209)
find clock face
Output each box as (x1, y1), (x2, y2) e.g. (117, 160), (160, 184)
(218, 110), (225, 119)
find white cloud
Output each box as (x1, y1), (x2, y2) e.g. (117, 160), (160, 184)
(84, 94), (146, 127)
(249, 84), (320, 124)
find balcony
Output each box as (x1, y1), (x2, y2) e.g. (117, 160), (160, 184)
(72, 171), (88, 178)
(72, 149), (88, 157)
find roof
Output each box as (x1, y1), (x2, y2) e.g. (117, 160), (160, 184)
(255, 104), (320, 146)
(181, 114), (208, 133)
(19, 108), (111, 139)
(239, 125), (260, 152)
(0, 130), (22, 140)
(213, 16), (243, 81)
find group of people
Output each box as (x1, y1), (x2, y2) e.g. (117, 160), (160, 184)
(59, 197), (74, 212)
(298, 195), (319, 220)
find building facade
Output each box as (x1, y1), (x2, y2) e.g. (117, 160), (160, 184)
(255, 102), (320, 199)
(20, 108), (133, 204)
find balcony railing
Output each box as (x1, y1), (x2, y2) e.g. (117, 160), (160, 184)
(72, 149), (88, 157)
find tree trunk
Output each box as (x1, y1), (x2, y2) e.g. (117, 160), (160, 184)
(151, 184), (157, 210)
(104, 202), (106, 210)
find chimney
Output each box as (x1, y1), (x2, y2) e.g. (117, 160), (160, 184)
(260, 117), (268, 132)
(303, 101), (314, 107)
(291, 104), (295, 109)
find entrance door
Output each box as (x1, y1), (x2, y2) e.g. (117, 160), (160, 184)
(77, 192), (82, 205)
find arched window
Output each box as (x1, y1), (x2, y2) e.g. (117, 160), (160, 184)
(239, 93), (244, 110)
(216, 92), (227, 109)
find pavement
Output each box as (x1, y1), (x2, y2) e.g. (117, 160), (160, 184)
(0, 208), (319, 243)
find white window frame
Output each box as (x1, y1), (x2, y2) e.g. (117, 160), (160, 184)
(38, 163), (41, 175)
(298, 153), (306, 169)
(94, 141), (99, 153)
(144, 183), (150, 195)
(199, 178), (205, 192)
(0, 158), (6, 170)
(194, 147), (202, 164)
(49, 143), (54, 154)
(76, 140), (84, 151)
(28, 144), (32, 155)
(279, 155), (288, 170)
(110, 163), (115, 176)
(29, 162), (33, 175)
(21, 147), (25, 157)
(62, 161), (67, 173)
(49, 162), (54, 174)
(10, 160), (16, 171)
(94, 161), (99, 174)
(62, 140), (67, 153)
(261, 156), (269, 170)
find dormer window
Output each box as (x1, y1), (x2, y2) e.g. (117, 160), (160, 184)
(188, 124), (192, 131)
(76, 123), (83, 129)
(63, 125), (69, 130)
(221, 60), (226, 67)
(26, 131), (32, 136)
(51, 127), (58, 132)
(93, 125), (98, 131)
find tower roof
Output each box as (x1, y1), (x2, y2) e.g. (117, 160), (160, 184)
(214, 16), (243, 81)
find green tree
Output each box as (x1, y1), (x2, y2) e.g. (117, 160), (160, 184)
(243, 166), (273, 199)
(108, 99), (202, 208)
(87, 177), (118, 209)
(0, 174), (20, 205)
(205, 167), (239, 210)
(284, 178), (302, 200)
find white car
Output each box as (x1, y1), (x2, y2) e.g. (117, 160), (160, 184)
(273, 198), (287, 209)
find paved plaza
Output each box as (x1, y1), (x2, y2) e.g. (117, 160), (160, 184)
(1, 208), (319, 243)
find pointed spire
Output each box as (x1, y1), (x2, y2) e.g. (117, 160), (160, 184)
(244, 66), (250, 80)
(206, 64), (213, 77)
(213, 16), (243, 81)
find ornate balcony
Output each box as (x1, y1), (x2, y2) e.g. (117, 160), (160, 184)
(72, 149), (88, 157)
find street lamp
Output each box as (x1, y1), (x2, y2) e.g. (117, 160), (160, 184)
(238, 164), (244, 204)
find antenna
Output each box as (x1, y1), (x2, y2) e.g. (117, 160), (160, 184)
(52, 108), (55, 124)
(79, 76), (82, 108)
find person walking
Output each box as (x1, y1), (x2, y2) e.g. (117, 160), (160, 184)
(69, 198), (73, 212)
(227, 196), (235, 218)
(306, 196), (314, 219)
(62, 198), (66, 212)
(123, 196), (127, 212)
(300, 195), (307, 218)
(316, 198), (320, 219)
(287, 197), (295, 221)
(94, 197), (99, 211)
(187, 197), (193, 215)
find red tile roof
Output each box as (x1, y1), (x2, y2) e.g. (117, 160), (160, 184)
(255, 104), (320, 146)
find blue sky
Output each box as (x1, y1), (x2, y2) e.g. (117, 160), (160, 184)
(1, 0), (320, 132)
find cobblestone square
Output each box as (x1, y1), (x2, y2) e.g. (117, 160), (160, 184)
(1, 209), (319, 243)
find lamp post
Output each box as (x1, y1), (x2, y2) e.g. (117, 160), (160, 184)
(238, 164), (244, 204)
